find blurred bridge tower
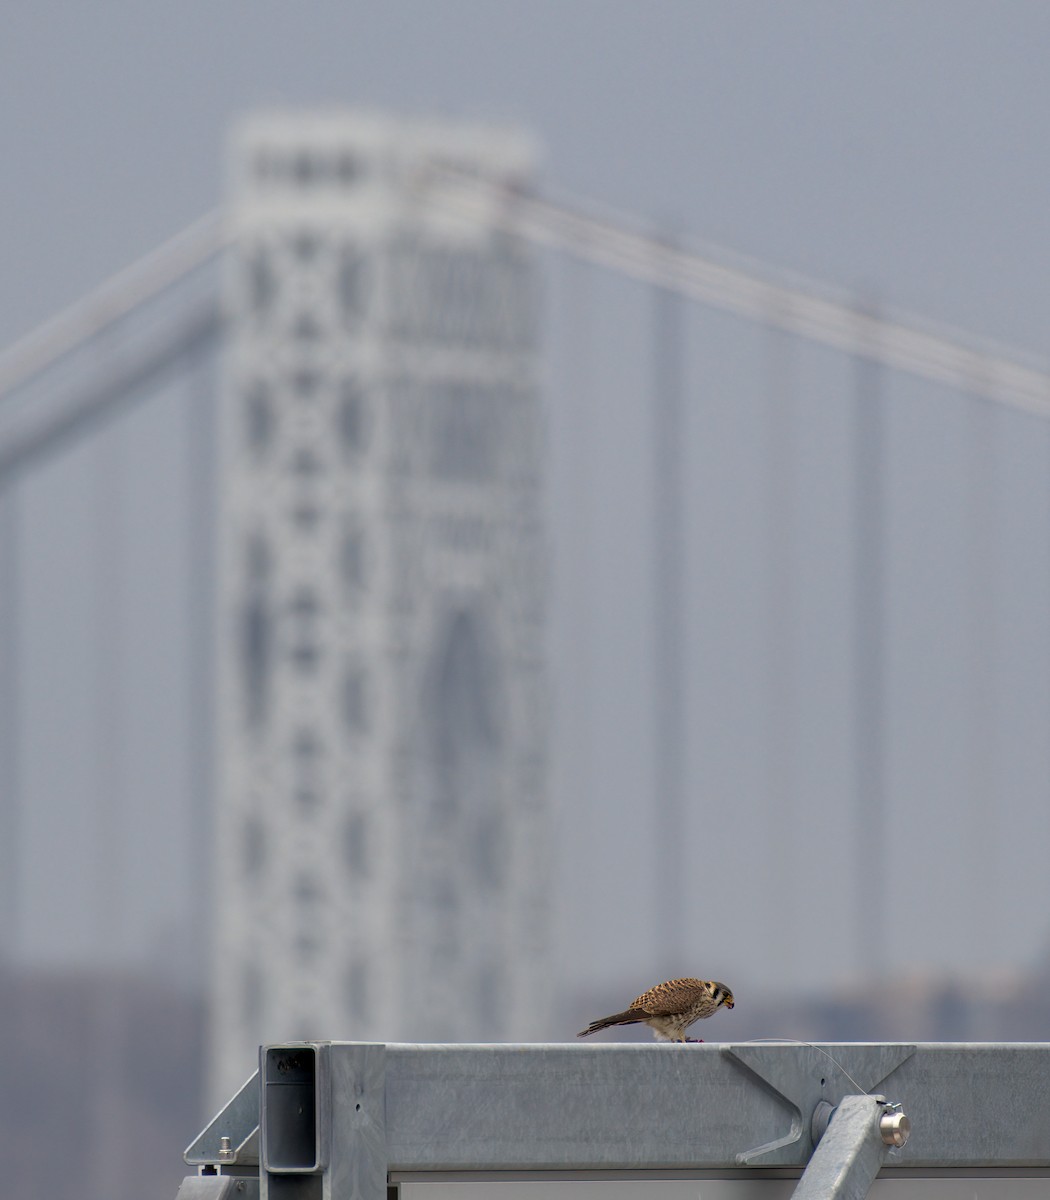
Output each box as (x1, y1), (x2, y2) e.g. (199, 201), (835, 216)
(211, 113), (549, 1104)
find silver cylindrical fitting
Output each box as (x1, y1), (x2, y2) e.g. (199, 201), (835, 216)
(879, 1109), (911, 1148)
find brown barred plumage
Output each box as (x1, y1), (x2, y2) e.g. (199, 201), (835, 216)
(577, 977), (735, 1042)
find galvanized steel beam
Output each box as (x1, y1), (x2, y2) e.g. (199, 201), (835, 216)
(181, 1042), (1050, 1199)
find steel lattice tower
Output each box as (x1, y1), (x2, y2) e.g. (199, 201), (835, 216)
(209, 112), (549, 1103)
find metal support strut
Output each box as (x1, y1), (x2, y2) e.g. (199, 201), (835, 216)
(792, 1093), (910, 1200)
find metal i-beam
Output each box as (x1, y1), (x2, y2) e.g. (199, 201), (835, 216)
(179, 1041), (1050, 1200)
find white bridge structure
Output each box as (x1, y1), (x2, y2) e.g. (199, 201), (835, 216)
(2, 110), (1050, 1156)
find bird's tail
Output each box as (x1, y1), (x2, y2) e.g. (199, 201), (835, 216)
(576, 1010), (643, 1038)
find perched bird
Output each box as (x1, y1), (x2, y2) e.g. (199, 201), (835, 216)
(577, 977), (735, 1043)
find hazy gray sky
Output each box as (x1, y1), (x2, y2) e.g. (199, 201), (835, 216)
(6, 2), (1050, 351)
(5, 2), (1050, 1010)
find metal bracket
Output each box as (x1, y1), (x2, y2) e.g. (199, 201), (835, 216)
(185, 1070), (261, 1167)
(722, 1042), (915, 1165)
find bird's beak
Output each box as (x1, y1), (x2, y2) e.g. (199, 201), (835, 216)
(724, 997), (734, 1009)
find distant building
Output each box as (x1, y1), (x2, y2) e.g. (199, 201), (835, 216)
(210, 112), (549, 1103)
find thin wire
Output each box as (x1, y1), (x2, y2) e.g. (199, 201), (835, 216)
(737, 1037), (872, 1097)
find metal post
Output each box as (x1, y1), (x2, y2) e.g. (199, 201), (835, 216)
(792, 1094), (906, 1200)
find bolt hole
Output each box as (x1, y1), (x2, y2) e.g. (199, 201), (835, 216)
(820, 1078), (826, 1087)
(355, 1102), (361, 1111)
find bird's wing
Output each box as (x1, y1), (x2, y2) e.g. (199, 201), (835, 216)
(633, 977), (709, 1015)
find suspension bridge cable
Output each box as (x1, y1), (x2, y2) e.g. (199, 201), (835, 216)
(5, 175), (1049, 421)
(420, 168), (1050, 419)
(0, 210), (226, 399)
(0, 300), (222, 481)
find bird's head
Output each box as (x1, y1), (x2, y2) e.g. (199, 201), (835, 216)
(713, 983), (734, 1010)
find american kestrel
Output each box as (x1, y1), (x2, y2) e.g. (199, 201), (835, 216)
(577, 977), (735, 1042)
